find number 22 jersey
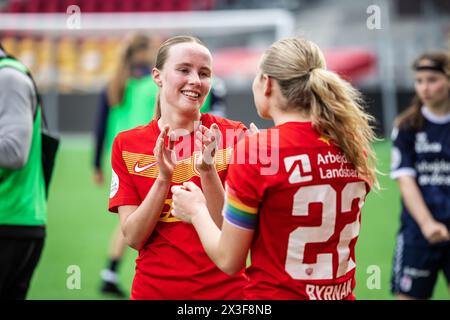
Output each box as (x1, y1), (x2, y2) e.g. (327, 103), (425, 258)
(225, 122), (370, 300)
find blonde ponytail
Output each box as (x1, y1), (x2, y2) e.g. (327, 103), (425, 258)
(260, 38), (379, 188)
(308, 68), (378, 188)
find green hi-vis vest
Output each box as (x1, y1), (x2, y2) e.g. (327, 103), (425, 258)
(0, 58), (46, 226)
(105, 75), (158, 156)
(201, 90), (211, 113)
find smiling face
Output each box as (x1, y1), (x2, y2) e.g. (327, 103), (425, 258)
(152, 42), (212, 116)
(414, 59), (450, 109)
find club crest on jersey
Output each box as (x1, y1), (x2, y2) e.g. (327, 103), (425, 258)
(110, 169), (119, 198)
(400, 275), (412, 292)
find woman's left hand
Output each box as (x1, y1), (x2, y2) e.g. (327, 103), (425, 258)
(171, 182), (207, 223)
(195, 123), (221, 173)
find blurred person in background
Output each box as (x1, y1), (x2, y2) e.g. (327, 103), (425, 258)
(0, 43), (46, 300)
(93, 33), (159, 298)
(201, 77), (228, 118)
(390, 51), (450, 300)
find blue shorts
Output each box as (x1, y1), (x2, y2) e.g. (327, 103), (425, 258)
(391, 233), (450, 299)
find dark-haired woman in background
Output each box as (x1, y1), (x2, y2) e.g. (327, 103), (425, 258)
(93, 34), (159, 297)
(390, 52), (450, 300)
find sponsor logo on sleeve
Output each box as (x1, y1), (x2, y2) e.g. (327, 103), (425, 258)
(110, 169), (119, 198)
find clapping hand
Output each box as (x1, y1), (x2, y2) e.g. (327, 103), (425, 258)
(195, 123), (221, 173)
(154, 125), (177, 181)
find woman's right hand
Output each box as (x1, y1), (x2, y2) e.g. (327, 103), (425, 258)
(171, 182), (207, 224)
(420, 219), (450, 244)
(154, 125), (177, 181)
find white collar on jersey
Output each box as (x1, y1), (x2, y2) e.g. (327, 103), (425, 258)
(421, 105), (450, 124)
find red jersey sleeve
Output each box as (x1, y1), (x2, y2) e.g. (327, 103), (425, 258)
(108, 134), (142, 213)
(224, 134), (267, 229)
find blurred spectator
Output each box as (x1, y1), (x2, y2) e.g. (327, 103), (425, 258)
(390, 51), (450, 300)
(93, 33), (160, 298)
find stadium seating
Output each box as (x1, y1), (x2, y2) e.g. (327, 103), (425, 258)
(16, 36), (35, 71)
(0, 0), (216, 91)
(2, 0), (215, 13)
(56, 36), (77, 92)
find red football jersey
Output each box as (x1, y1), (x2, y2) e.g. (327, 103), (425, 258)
(109, 113), (248, 299)
(226, 122), (370, 300)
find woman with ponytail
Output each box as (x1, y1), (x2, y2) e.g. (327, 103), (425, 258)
(390, 52), (450, 300)
(171, 38), (378, 300)
(108, 35), (247, 299)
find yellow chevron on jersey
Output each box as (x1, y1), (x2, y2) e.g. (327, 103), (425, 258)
(122, 148), (233, 183)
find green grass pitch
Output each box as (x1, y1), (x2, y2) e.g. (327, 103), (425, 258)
(27, 137), (448, 299)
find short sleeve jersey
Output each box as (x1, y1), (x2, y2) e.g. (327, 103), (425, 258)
(224, 122), (370, 300)
(109, 113), (248, 299)
(390, 106), (450, 246)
